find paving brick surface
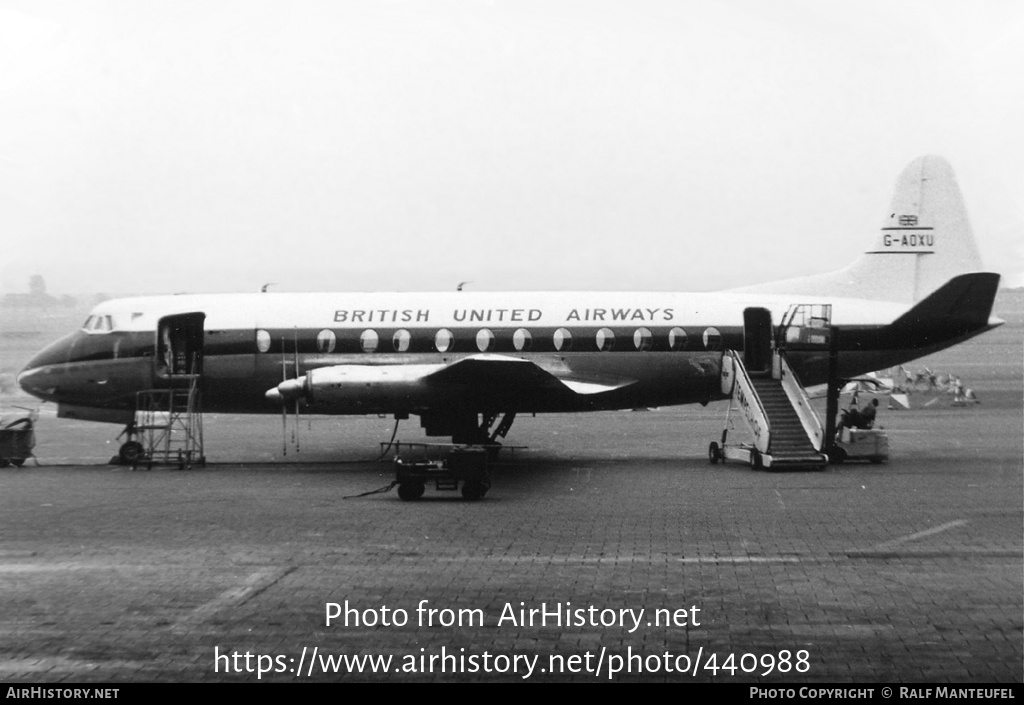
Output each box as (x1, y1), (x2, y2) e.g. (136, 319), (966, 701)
(1, 394), (1020, 683)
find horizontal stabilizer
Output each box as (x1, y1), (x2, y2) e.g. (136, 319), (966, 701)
(888, 272), (1001, 339)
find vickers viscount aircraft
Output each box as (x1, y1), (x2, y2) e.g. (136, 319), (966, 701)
(17, 155), (1002, 468)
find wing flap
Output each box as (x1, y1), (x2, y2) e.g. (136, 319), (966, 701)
(560, 379), (634, 395)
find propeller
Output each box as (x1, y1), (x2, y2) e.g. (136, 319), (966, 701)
(293, 328), (300, 454)
(280, 335), (288, 456)
(263, 331), (317, 456)
(271, 331), (302, 455)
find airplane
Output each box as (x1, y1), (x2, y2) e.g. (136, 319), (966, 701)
(16, 155), (1003, 474)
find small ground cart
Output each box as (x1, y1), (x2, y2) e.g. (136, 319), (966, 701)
(0, 411), (37, 467)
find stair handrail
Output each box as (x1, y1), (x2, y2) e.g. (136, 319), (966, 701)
(727, 350), (772, 454)
(776, 350), (825, 451)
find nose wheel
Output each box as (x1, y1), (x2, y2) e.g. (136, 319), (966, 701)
(119, 441), (144, 466)
(708, 441), (722, 464)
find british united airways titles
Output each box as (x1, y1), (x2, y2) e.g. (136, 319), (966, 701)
(332, 307), (678, 324)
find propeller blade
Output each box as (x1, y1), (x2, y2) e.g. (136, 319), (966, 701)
(293, 328), (300, 453)
(281, 335), (287, 456)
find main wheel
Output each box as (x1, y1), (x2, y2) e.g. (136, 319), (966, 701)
(708, 442), (721, 464)
(10, 458), (25, 467)
(119, 441), (144, 465)
(397, 481), (425, 501)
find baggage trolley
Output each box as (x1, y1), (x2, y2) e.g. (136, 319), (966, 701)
(0, 412), (37, 467)
(394, 445), (491, 501)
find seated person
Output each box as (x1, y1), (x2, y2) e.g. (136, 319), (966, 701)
(836, 398), (879, 435)
(836, 404), (861, 434)
(859, 398), (879, 428)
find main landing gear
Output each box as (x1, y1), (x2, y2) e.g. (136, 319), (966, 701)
(422, 411), (516, 462)
(451, 411), (516, 449)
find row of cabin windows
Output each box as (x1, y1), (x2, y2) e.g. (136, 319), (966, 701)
(256, 327), (723, 354)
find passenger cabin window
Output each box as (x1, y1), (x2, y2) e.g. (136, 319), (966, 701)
(434, 329), (453, 353)
(393, 329), (411, 352)
(668, 327), (687, 351)
(634, 327), (653, 351)
(256, 329), (272, 353)
(476, 329), (495, 352)
(595, 328), (614, 351)
(316, 329), (336, 353)
(360, 329), (379, 353)
(703, 327), (722, 350)
(513, 328), (532, 351)
(553, 328), (572, 352)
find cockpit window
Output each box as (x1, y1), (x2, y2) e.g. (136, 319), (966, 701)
(82, 314), (115, 333)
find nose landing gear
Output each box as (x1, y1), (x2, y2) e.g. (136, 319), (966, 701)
(118, 440), (144, 465)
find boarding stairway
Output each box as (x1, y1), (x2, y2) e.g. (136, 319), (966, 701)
(132, 363), (205, 470)
(710, 305), (830, 471)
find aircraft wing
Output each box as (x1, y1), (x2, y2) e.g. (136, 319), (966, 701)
(267, 354), (637, 407)
(425, 354), (636, 396)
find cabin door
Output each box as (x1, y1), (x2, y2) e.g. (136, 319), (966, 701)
(156, 313), (206, 379)
(743, 307), (773, 375)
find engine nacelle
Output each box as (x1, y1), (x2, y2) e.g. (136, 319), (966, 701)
(265, 364), (445, 408)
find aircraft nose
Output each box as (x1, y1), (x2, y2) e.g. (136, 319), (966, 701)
(18, 332), (79, 401)
(17, 365), (55, 400)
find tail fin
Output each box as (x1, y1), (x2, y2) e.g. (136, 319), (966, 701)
(736, 155), (994, 303)
(848, 154), (985, 302)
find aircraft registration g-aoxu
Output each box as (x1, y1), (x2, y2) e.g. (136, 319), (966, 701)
(17, 155), (1002, 470)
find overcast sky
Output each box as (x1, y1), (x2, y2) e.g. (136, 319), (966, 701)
(1, 0), (1021, 295)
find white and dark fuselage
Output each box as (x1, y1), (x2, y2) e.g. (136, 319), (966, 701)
(16, 286), (998, 423)
(15, 156), (1005, 442)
